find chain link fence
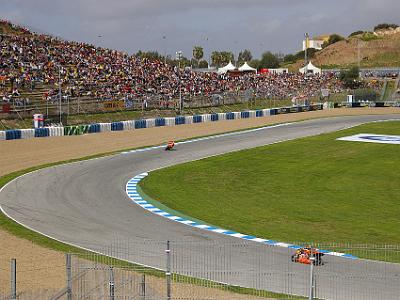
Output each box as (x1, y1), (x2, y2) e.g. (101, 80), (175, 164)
(1, 240), (400, 299)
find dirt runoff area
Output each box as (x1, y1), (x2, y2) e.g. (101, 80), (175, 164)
(0, 107), (399, 297)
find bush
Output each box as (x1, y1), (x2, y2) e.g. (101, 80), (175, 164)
(349, 31), (364, 37)
(374, 23), (399, 31)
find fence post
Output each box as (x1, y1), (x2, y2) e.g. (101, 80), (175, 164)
(109, 266), (115, 300)
(140, 274), (146, 300)
(309, 256), (315, 300)
(166, 241), (171, 300)
(66, 253), (72, 300)
(10, 258), (16, 300)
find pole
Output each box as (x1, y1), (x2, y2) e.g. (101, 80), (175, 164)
(166, 241), (171, 300)
(140, 274), (146, 300)
(66, 253), (72, 300)
(309, 256), (315, 300)
(59, 66), (62, 124)
(11, 259), (16, 300)
(109, 266), (115, 300)
(304, 33), (309, 74)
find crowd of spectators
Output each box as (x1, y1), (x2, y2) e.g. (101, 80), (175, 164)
(0, 20), (346, 107)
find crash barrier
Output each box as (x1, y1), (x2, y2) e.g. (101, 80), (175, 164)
(193, 115), (202, 123)
(218, 113), (226, 121)
(34, 128), (50, 138)
(155, 118), (166, 127)
(241, 111), (250, 119)
(175, 116), (185, 125)
(5, 130), (22, 140)
(185, 115), (194, 124)
(0, 105), (323, 141)
(165, 117), (175, 126)
(111, 122), (124, 131)
(89, 124), (101, 133)
(64, 125), (90, 136)
(226, 112), (235, 120)
(146, 119), (155, 128)
(49, 127), (64, 137)
(122, 120), (135, 131)
(99, 123), (111, 132)
(135, 119), (147, 129)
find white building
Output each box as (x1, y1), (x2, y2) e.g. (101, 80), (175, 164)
(302, 39), (324, 51)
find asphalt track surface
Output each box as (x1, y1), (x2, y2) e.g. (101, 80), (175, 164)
(1, 115), (400, 299)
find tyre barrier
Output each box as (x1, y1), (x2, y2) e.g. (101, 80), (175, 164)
(241, 111), (250, 119)
(185, 115), (194, 124)
(111, 122), (124, 131)
(21, 129), (35, 139)
(218, 113), (226, 121)
(193, 115), (202, 123)
(49, 127), (64, 137)
(0, 105), (324, 141)
(202, 114), (212, 122)
(146, 119), (156, 128)
(155, 118), (166, 127)
(6, 130), (22, 140)
(135, 119), (147, 129)
(226, 112), (235, 120)
(99, 123), (112, 132)
(164, 117), (175, 126)
(270, 108), (278, 115)
(175, 116), (185, 125)
(0, 130), (5, 140)
(34, 128), (49, 138)
(233, 112), (241, 119)
(279, 107), (291, 114)
(122, 120), (134, 131)
(64, 125), (89, 136)
(89, 124), (101, 133)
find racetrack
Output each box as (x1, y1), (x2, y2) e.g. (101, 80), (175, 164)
(1, 114), (400, 299)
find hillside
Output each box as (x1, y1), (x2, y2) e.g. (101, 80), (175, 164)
(288, 31), (400, 71)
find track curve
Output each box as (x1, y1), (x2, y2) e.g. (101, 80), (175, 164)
(1, 114), (400, 299)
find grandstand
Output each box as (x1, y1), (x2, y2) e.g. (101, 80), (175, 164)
(0, 20), (348, 122)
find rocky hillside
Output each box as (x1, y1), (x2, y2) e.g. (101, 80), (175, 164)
(289, 29), (400, 71)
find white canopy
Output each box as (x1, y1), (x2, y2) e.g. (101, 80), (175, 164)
(238, 62), (257, 72)
(217, 61), (236, 75)
(299, 62), (321, 75)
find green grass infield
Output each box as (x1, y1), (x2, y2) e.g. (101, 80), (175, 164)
(140, 121), (400, 247)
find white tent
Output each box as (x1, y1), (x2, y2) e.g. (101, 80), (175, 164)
(217, 61), (236, 75)
(238, 62), (257, 72)
(299, 62), (321, 75)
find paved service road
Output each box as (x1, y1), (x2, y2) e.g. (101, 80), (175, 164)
(1, 115), (400, 299)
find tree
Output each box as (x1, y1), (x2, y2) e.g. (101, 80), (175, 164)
(198, 60), (209, 68)
(211, 51), (222, 67)
(283, 54), (296, 64)
(322, 34), (345, 48)
(192, 46), (204, 66)
(237, 49), (253, 65)
(374, 23), (399, 31)
(211, 51), (234, 67)
(340, 66), (361, 88)
(259, 51), (280, 69)
(220, 51), (234, 66)
(250, 59), (260, 69)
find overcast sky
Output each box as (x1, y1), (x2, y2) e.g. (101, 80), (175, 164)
(1, 0), (399, 59)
